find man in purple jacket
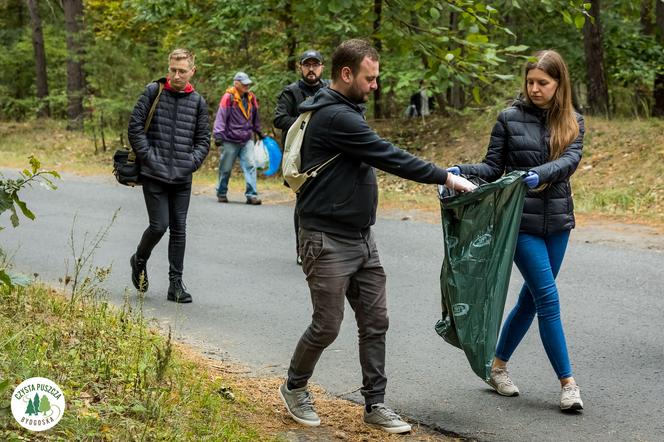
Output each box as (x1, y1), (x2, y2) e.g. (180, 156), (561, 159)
(213, 71), (264, 205)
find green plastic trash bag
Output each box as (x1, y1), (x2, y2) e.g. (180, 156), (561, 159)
(435, 171), (526, 381)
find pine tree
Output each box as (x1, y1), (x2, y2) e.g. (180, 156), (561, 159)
(32, 393), (40, 412)
(25, 398), (36, 416)
(39, 395), (51, 414)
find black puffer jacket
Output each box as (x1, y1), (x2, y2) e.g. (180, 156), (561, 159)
(458, 100), (584, 235)
(128, 79), (210, 184)
(296, 88), (448, 237)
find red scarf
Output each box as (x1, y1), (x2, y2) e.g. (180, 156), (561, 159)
(165, 79), (194, 93)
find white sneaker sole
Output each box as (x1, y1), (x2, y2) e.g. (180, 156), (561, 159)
(279, 387), (321, 427)
(365, 421), (412, 434)
(560, 401), (584, 411)
(485, 379), (520, 397)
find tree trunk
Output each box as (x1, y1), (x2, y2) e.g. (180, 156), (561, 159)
(372, 0), (383, 119)
(653, 0), (664, 117)
(281, 0), (297, 72)
(583, 0), (610, 116)
(447, 11), (464, 110)
(25, 0), (49, 117)
(63, 0), (86, 130)
(640, 0), (655, 34)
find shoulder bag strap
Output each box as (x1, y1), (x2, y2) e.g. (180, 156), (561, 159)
(144, 82), (164, 134)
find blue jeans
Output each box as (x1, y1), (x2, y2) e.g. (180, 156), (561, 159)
(216, 140), (258, 198)
(495, 230), (573, 379)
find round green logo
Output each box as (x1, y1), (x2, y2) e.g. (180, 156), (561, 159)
(11, 377), (65, 431)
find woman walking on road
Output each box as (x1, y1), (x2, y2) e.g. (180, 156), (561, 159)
(447, 49), (584, 411)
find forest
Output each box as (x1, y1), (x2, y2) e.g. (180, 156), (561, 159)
(1, 0), (664, 139)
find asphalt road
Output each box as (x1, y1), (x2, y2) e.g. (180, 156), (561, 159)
(3, 173), (663, 442)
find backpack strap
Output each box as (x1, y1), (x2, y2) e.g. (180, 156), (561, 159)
(282, 111), (340, 193)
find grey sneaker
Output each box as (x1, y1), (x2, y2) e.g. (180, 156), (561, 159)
(363, 403), (411, 434)
(560, 383), (583, 411)
(279, 382), (320, 427)
(487, 367), (520, 396)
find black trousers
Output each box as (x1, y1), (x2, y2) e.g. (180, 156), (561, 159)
(135, 176), (192, 281)
(288, 228), (389, 405)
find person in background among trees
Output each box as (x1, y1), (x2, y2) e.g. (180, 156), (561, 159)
(278, 38), (476, 434)
(406, 80), (434, 118)
(214, 71), (264, 205)
(128, 48), (210, 304)
(274, 49), (329, 265)
(447, 49), (584, 411)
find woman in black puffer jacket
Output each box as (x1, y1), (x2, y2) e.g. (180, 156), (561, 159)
(450, 50), (585, 411)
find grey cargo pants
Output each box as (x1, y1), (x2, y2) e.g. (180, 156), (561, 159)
(287, 228), (389, 405)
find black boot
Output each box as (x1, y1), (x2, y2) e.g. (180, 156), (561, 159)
(167, 279), (192, 303)
(130, 254), (148, 292)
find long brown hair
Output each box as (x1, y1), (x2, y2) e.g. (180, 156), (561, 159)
(523, 50), (579, 161)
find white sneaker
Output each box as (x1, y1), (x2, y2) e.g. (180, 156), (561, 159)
(279, 382), (321, 426)
(363, 403), (411, 434)
(560, 383), (583, 411)
(487, 367), (520, 396)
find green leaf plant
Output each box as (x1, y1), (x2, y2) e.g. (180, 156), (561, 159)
(0, 156), (59, 287)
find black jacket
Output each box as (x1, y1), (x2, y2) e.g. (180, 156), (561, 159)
(458, 100), (584, 235)
(128, 79), (210, 184)
(273, 79), (329, 146)
(296, 88), (448, 237)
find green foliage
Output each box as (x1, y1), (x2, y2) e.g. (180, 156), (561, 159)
(1, 0), (663, 126)
(0, 155), (59, 230)
(0, 156), (59, 288)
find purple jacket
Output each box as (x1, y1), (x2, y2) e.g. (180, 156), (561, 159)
(213, 87), (261, 145)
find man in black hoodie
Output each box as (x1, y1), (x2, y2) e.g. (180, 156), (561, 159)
(278, 39), (476, 434)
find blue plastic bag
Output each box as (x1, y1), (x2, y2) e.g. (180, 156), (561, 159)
(262, 136), (282, 176)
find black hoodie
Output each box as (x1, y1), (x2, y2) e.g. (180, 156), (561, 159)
(295, 87), (448, 237)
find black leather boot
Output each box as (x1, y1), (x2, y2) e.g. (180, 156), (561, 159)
(130, 254), (148, 292)
(167, 279), (192, 303)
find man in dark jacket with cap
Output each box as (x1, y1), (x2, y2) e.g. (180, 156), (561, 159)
(128, 48), (210, 304)
(278, 39), (476, 434)
(274, 49), (329, 265)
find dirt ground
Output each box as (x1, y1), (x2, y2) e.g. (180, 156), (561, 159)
(175, 343), (464, 442)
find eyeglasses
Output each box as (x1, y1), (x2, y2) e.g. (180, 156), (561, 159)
(302, 62), (321, 70)
(168, 67), (192, 76)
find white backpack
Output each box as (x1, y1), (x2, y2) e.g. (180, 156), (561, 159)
(281, 111), (339, 193)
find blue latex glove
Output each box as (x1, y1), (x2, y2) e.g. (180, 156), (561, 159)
(446, 166), (461, 175)
(523, 171), (540, 189)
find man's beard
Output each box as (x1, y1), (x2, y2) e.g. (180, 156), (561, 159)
(301, 72), (321, 85)
(347, 82), (369, 104)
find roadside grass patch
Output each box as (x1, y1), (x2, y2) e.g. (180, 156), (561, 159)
(2, 115), (662, 225)
(374, 114), (664, 225)
(0, 283), (266, 441)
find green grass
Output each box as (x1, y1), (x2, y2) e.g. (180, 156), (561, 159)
(0, 282), (272, 441)
(2, 116), (663, 225)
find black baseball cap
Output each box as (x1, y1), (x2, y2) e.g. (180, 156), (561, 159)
(300, 50), (323, 64)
